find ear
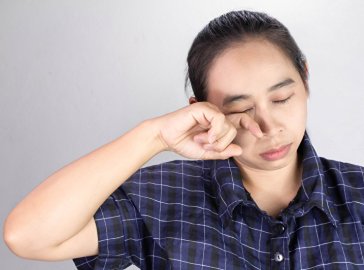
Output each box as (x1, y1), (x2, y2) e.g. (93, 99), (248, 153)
(189, 96), (197, 104)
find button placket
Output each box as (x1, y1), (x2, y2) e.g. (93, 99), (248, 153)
(270, 221), (288, 269)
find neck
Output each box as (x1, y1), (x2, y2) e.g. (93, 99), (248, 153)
(234, 153), (302, 217)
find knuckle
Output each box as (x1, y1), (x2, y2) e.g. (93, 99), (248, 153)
(199, 101), (215, 109)
(206, 102), (219, 110)
(192, 102), (207, 110)
(200, 101), (210, 107)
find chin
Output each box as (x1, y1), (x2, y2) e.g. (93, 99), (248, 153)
(257, 159), (293, 170)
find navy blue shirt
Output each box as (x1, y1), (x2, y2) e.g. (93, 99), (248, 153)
(73, 132), (364, 269)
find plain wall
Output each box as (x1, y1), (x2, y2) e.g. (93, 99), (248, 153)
(1, 1), (363, 269)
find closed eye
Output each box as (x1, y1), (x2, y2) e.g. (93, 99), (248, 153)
(242, 108), (253, 113)
(227, 107), (253, 115)
(273, 95), (293, 104)
(226, 94), (294, 115)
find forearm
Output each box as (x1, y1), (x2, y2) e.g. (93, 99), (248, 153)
(4, 119), (165, 254)
(4, 102), (246, 260)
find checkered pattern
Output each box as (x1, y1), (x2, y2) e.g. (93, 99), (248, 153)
(73, 131), (364, 269)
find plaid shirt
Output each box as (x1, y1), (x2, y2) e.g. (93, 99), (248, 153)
(73, 131), (364, 269)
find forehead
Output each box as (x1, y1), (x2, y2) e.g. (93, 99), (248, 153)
(206, 39), (299, 103)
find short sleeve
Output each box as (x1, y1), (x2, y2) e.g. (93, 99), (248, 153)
(73, 187), (133, 270)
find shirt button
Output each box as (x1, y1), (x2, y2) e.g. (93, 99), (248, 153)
(274, 224), (286, 235)
(274, 252), (284, 262)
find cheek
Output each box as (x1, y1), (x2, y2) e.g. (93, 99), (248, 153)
(287, 100), (307, 127)
(282, 108), (306, 127)
(276, 94), (307, 128)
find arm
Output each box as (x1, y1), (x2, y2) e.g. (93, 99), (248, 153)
(3, 119), (165, 260)
(3, 102), (262, 261)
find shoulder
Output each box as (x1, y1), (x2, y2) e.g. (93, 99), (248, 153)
(319, 156), (364, 184)
(319, 156), (364, 206)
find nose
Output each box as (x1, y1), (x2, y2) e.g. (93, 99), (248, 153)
(253, 106), (283, 137)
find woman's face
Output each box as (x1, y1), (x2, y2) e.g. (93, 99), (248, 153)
(206, 39), (308, 171)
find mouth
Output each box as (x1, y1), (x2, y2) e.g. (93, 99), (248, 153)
(259, 143), (292, 161)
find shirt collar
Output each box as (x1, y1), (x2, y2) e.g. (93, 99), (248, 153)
(209, 157), (248, 229)
(209, 131), (338, 229)
(293, 131), (339, 227)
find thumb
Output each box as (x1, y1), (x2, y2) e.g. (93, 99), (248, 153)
(202, 143), (243, 160)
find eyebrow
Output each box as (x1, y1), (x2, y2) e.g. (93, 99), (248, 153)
(222, 78), (295, 107)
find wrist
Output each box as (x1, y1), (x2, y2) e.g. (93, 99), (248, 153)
(140, 118), (169, 154)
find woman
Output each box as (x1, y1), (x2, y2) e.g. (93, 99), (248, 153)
(4, 10), (364, 269)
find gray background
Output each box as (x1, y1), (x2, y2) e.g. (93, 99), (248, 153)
(1, 1), (363, 269)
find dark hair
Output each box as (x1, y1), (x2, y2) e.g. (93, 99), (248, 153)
(185, 10), (308, 101)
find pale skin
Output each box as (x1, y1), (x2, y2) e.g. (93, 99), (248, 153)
(3, 38), (308, 261)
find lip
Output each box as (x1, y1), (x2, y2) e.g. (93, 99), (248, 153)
(259, 143), (292, 161)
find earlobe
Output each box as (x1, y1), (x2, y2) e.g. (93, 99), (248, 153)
(189, 96), (197, 104)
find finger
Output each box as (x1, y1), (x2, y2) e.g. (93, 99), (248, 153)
(202, 144), (243, 160)
(206, 113), (228, 144)
(245, 121), (263, 138)
(188, 103), (221, 135)
(202, 127), (237, 152)
(195, 129), (230, 146)
(227, 113), (263, 138)
(189, 103), (238, 143)
(193, 132), (209, 144)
